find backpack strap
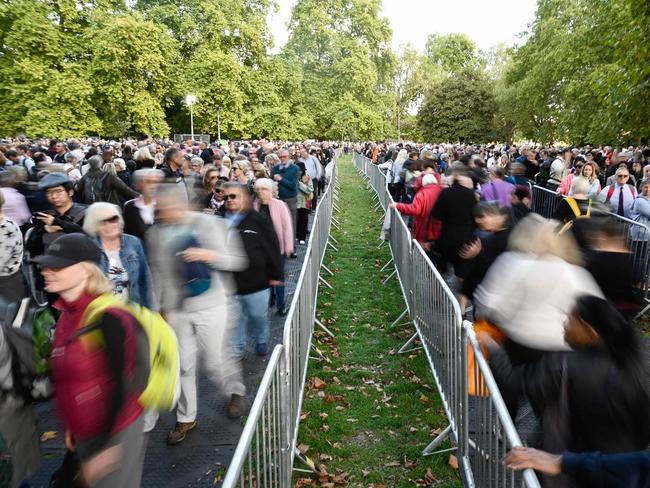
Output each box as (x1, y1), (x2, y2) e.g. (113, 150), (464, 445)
(565, 197), (582, 218)
(606, 185), (616, 203)
(585, 198), (592, 217)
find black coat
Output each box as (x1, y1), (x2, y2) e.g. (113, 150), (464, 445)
(122, 199), (149, 242)
(431, 183), (477, 255)
(491, 345), (650, 487)
(233, 210), (281, 295)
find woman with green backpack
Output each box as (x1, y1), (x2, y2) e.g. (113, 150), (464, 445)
(33, 233), (153, 487)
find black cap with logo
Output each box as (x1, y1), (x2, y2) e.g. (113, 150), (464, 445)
(32, 233), (102, 269)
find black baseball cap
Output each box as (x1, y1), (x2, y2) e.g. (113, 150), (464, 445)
(32, 233), (102, 269)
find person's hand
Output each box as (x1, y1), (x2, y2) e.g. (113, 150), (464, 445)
(476, 330), (501, 354)
(503, 446), (562, 476)
(36, 212), (55, 226)
(273, 174), (282, 182)
(459, 239), (481, 259)
(269, 280), (283, 286)
(202, 208), (215, 215)
(81, 444), (123, 486)
(65, 428), (75, 452)
(44, 224), (63, 233)
(389, 202), (397, 209)
(178, 247), (216, 263)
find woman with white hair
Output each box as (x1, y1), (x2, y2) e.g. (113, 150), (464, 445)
(389, 173), (442, 246)
(254, 178), (293, 315)
(474, 214), (602, 361)
(83, 202), (153, 308)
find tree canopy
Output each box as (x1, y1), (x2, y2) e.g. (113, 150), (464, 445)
(0, 0), (648, 144)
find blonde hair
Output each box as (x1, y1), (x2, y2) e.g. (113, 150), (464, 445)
(80, 261), (114, 295)
(102, 162), (117, 176)
(508, 213), (582, 265)
(83, 202), (124, 237)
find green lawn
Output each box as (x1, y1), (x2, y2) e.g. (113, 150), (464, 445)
(294, 155), (462, 487)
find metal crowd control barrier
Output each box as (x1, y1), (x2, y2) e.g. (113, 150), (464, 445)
(223, 150), (340, 487)
(465, 322), (541, 488)
(530, 184), (561, 218)
(355, 153), (540, 488)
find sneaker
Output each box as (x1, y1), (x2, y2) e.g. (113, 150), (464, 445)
(277, 306), (288, 316)
(299, 240), (306, 245)
(256, 343), (268, 356)
(226, 394), (245, 419)
(290, 252), (297, 259)
(166, 420), (197, 445)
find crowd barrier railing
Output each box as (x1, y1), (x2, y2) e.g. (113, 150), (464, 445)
(356, 153), (540, 488)
(531, 184), (650, 317)
(223, 150), (340, 487)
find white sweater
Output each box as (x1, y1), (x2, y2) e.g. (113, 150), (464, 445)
(474, 252), (603, 351)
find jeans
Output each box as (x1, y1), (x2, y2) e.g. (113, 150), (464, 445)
(233, 288), (271, 355)
(270, 256), (286, 310)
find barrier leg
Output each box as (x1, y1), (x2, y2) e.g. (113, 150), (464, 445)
(397, 332), (422, 354)
(319, 275), (333, 289)
(377, 240), (386, 249)
(381, 269), (396, 285)
(422, 424), (453, 456)
(389, 308), (408, 328)
(321, 264), (335, 276)
(326, 241), (339, 252)
(315, 318), (336, 338)
(293, 448), (319, 474)
(380, 258), (394, 272)
(329, 236), (340, 246)
(309, 343), (330, 363)
(635, 301), (650, 319)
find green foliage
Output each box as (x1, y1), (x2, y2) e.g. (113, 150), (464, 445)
(417, 70), (499, 143)
(503, 0), (650, 145)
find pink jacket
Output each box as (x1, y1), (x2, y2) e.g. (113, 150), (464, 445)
(254, 198), (294, 255)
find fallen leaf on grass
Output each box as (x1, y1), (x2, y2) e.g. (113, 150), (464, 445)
(309, 377), (327, 390)
(321, 424), (330, 432)
(295, 478), (313, 487)
(419, 394), (430, 404)
(300, 411), (311, 420)
(449, 454), (459, 470)
(362, 469), (370, 477)
(319, 453), (333, 461)
(332, 376), (341, 384)
(384, 461), (401, 467)
(319, 412), (329, 420)
(430, 428), (443, 437)
(40, 431), (57, 442)
(297, 444), (310, 454)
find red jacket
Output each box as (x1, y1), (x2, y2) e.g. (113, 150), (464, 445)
(51, 293), (143, 442)
(395, 184), (442, 243)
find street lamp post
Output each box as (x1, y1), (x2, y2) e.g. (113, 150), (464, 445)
(185, 94), (197, 141)
(216, 106), (221, 143)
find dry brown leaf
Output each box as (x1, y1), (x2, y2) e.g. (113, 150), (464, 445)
(319, 412), (329, 420)
(310, 377), (327, 390)
(419, 394), (430, 404)
(430, 427), (443, 436)
(448, 454), (459, 470)
(332, 473), (348, 484)
(362, 469), (370, 477)
(331, 442), (342, 449)
(40, 431), (57, 442)
(294, 478), (313, 487)
(297, 444), (310, 454)
(300, 411), (310, 420)
(321, 424), (330, 432)
(332, 376), (341, 384)
(384, 461), (401, 467)
(319, 453), (333, 461)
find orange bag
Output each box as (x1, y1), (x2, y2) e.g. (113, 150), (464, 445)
(467, 320), (506, 397)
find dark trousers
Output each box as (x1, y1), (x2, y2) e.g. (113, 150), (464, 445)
(297, 208), (310, 241)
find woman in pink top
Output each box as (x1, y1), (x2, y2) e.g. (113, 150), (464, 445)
(253, 178), (294, 314)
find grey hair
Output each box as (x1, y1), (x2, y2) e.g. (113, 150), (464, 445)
(83, 202), (123, 237)
(253, 178), (275, 192)
(571, 176), (590, 195)
(133, 168), (164, 185)
(265, 153), (280, 166)
(190, 157), (204, 167)
(87, 155), (103, 170)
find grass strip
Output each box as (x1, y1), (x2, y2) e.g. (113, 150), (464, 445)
(294, 156), (462, 487)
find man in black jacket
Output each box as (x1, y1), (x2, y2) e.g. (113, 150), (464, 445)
(75, 155), (139, 206)
(223, 182), (281, 357)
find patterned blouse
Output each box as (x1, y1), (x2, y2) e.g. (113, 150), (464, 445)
(0, 217), (23, 277)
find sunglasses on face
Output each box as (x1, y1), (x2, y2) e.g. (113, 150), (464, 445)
(224, 194), (239, 200)
(618, 174), (629, 178)
(101, 215), (120, 224)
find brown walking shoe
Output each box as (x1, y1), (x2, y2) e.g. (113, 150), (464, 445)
(166, 420), (197, 445)
(226, 394), (245, 419)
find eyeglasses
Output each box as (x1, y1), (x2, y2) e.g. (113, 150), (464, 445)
(617, 174), (629, 178)
(46, 188), (67, 196)
(101, 215), (120, 224)
(224, 194), (239, 200)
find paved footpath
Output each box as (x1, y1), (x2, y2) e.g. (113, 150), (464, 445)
(29, 223), (312, 487)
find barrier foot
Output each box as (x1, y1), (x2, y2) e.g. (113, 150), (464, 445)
(321, 264), (335, 276)
(329, 235), (340, 246)
(380, 258), (394, 272)
(293, 448), (320, 474)
(333, 203), (342, 213)
(315, 318), (336, 338)
(309, 343), (331, 363)
(377, 240), (386, 249)
(319, 276), (334, 289)
(382, 269), (396, 285)
(327, 241), (339, 252)
(390, 308), (408, 328)
(377, 214), (385, 224)
(635, 301), (650, 319)
(331, 220), (342, 231)
(422, 424), (453, 456)
(332, 216), (342, 227)
(398, 332), (422, 354)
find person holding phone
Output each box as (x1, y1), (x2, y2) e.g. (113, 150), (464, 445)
(26, 172), (87, 257)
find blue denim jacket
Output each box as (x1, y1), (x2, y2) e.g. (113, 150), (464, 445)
(96, 233), (154, 309)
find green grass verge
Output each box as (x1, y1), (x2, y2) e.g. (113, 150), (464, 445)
(294, 156), (462, 487)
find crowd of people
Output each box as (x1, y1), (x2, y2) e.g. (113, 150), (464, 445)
(0, 137), (336, 487)
(359, 141), (650, 488)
